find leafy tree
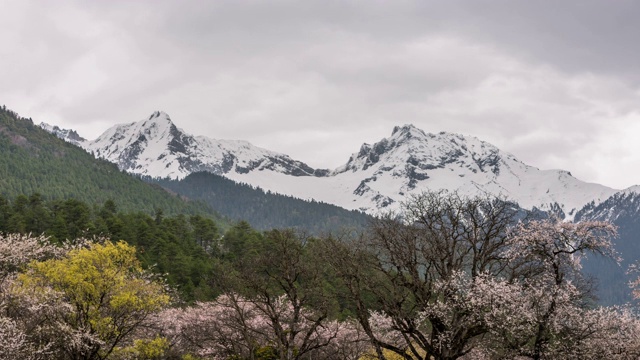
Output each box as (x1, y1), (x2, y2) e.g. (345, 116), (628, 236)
(15, 241), (171, 360)
(25, 193), (51, 234)
(216, 229), (342, 360)
(221, 221), (263, 262)
(190, 214), (219, 255)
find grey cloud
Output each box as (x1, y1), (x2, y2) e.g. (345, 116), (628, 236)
(2, 0), (640, 188)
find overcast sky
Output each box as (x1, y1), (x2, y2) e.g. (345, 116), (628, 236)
(2, 0), (640, 189)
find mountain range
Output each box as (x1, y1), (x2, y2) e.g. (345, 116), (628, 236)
(0, 106), (367, 235)
(42, 111), (631, 219)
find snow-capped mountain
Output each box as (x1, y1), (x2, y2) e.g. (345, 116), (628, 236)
(223, 123), (617, 218)
(323, 125), (617, 217)
(46, 111), (329, 180)
(42, 112), (623, 217)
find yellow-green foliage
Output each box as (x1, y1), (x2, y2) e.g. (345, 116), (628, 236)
(18, 241), (170, 357)
(112, 336), (169, 359)
(360, 347), (425, 360)
(181, 355), (204, 360)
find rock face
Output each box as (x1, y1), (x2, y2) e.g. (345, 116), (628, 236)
(42, 113), (620, 217)
(39, 123), (86, 145)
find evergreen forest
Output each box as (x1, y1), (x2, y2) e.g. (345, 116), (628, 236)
(149, 172), (371, 233)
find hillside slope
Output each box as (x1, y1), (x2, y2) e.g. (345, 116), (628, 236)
(149, 172), (371, 233)
(576, 188), (640, 305)
(0, 106), (210, 215)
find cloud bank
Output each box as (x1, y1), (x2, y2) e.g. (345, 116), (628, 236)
(2, 0), (639, 188)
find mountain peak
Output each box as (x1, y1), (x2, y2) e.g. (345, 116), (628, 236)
(83, 111), (192, 178)
(392, 123), (416, 134)
(391, 124), (428, 139)
(117, 111), (182, 146)
(148, 111), (171, 121)
(339, 124), (497, 174)
(388, 125), (478, 150)
(82, 111), (326, 180)
(141, 111), (174, 130)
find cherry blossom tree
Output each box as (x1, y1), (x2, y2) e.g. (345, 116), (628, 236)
(152, 294), (270, 359)
(502, 219), (618, 359)
(321, 191), (627, 360)
(0, 234), (83, 360)
(321, 192), (521, 359)
(0, 316), (45, 360)
(216, 228), (352, 360)
(0, 233), (70, 280)
(151, 293), (369, 360)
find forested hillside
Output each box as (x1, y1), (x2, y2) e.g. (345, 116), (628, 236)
(0, 106), (211, 215)
(577, 192), (640, 305)
(0, 194), (221, 301)
(150, 172), (372, 233)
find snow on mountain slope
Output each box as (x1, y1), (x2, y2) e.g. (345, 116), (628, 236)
(82, 111), (329, 179)
(39, 122), (86, 145)
(222, 124), (617, 218)
(42, 112), (619, 218)
(576, 185), (640, 223)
